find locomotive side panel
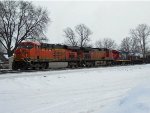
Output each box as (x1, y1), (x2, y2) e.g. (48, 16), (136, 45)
(53, 49), (66, 61)
(49, 62), (68, 68)
(91, 50), (106, 60)
(66, 50), (78, 61)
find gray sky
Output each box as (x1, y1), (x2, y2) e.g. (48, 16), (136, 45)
(34, 1), (150, 46)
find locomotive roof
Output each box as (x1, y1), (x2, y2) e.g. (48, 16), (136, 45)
(21, 41), (41, 46)
(21, 42), (120, 52)
(40, 43), (80, 50)
(112, 50), (119, 52)
(92, 48), (111, 51)
(80, 47), (92, 52)
(67, 46), (80, 50)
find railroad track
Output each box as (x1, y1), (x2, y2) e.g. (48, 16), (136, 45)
(0, 63), (145, 75)
(0, 66), (108, 74)
(0, 67), (79, 74)
(0, 69), (39, 74)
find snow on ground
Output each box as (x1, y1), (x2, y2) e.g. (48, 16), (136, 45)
(0, 64), (150, 113)
(98, 82), (150, 113)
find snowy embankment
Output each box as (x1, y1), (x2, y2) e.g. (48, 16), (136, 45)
(0, 65), (150, 113)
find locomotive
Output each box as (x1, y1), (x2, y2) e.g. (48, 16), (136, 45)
(12, 41), (143, 70)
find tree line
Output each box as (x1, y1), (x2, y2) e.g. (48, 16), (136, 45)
(0, 1), (50, 57)
(63, 23), (150, 59)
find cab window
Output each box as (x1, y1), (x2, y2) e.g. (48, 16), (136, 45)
(26, 45), (33, 49)
(18, 44), (34, 49)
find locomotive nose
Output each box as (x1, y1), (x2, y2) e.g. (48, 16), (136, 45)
(14, 48), (28, 60)
(15, 49), (21, 54)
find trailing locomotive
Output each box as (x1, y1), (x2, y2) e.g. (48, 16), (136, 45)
(12, 41), (143, 70)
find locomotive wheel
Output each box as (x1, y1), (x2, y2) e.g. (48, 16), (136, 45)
(20, 63), (28, 70)
(12, 62), (18, 70)
(39, 64), (44, 70)
(35, 64), (40, 70)
(32, 67), (36, 70)
(44, 62), (49, 69)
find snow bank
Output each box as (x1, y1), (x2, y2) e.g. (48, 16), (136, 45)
(99, 82), (150, 113)
(0, 64), (150, 113)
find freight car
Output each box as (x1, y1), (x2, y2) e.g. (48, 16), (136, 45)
(12, 41), (143, 70)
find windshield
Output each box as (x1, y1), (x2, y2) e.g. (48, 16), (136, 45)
(18, 44), (34, 49)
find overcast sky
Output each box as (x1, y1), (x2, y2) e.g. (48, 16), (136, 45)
(34, 1), (150, 46)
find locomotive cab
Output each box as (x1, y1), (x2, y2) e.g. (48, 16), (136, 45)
(12, 41), (41, 70)
(14, 42), (40, 61)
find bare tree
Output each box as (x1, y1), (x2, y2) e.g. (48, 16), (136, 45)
(63, 27), (78, 46)
(0, 42), (5, 53)
(96, 38), (117, 49)
(63, 24), (92, 47)
(120, 36), (141, 55)
(95, 40), (103, 48)
(103, 38), (117, 49)
(130, 37), (141, 54)
(130, 24), (150, 58)
(75, 24), (92, 47)
(0, 1), (50, 57)
(120, 37), (132, 52)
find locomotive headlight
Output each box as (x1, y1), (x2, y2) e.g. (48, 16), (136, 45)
(13, 54), (16, 58)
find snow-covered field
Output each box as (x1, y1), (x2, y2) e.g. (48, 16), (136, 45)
(0, 64), (150, 113)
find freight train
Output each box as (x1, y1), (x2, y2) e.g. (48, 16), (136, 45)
(12, 41), (143, 70)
